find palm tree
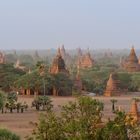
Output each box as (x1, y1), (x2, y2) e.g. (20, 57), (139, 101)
(110, 99), (117, 112)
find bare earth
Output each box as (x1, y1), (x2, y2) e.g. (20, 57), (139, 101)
(0, 94), (140, 140)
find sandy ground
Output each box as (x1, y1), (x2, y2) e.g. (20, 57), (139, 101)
(0, 94), (140, 140)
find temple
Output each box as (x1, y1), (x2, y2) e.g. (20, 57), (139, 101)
(123, 46), (140, 72)
(49, 47), (69, 74)
(128, 99), (140, 122)
(14, 59), (26, 71)
(77, 48), (94, 68)
(104, 73), (122, 96)
(0, 51), (5, 64)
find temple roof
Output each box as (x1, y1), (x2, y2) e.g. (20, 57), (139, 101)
(49, 47), (68, 74)
(130, 99), (139, 116)
(127, 46), (138, 63)
(106, 73), (117, 90)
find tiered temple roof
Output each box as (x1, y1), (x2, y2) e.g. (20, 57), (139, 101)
(77, 48), (94, 68)
(123, 47), (140, 72)
(104, 73), (122, 97)
(49, 48), (69, 74)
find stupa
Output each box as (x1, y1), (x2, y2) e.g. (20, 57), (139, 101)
(104, 73), (121, 97)
(49, 47), (69, 74)
(123, 46), (140, 72)
(77, 48), (94, 68)
(129, 99), (140, 122)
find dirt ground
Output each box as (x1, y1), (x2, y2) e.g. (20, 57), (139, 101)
(0, 94), (140, 140)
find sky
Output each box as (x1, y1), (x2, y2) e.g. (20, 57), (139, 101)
(0, 0), (140, 50)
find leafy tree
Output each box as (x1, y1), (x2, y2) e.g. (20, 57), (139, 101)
(6, 91), (17, 113)
(28, 96), (104, 140)
(0, 64), (25, 92)
(32, 96), (53, 111)
(0, 90), (6, 113)
(110, 99), (117, 112)
(0, 129), (20, 140)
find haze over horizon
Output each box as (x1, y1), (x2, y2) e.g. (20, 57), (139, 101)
(0, 0), (140, 50)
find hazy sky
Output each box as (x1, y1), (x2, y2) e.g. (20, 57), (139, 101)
(0, 0), (140, 50)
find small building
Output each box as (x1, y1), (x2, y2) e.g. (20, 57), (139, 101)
(104, 73), (122, 97)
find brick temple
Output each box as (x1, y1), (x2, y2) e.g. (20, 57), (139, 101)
(49, 47), (69, 74)
(104, 73), (122, 96)
(123, 47), (140, 72)
(77, 48), (94, 68)
(128, 99), (140, 122)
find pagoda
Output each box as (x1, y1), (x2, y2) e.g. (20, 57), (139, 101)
(104, 73), (121, 97)
(129, 99), (140, 122)
(49, 47), (69, 74)
(77, 48), (94, 68)
(123, 46), (140, 72)
(0, 51), (5, 64)
(14, 59), (26, 71)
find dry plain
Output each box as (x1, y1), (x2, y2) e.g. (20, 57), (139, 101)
(0, 94), (140, 140)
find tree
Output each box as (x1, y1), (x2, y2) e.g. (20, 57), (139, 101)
(28, 96), (104, 140)
(0, 90), (6, 113)
(32, 96), (53, 111)
(6, 91), (17, 113)
(0, 129), (20, 140)
(110, 99), (117, 112)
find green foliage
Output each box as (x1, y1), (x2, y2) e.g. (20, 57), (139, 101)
(97, 111), (128, 140)
(0, 91), (6, 110)
(52, 73), (73, 96)
(0, 129), (20, 140)
(0, 64), (25, 91)
(32, 96), (53, 111)
(28, 96), (104, 140)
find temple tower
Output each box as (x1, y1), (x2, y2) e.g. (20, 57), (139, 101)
(77, 48), (94, 68)
(124, 46), (140, 72)
(49, 48), (68, 74)
(104, 73), (121, 97)
(129, 99), (140, 122)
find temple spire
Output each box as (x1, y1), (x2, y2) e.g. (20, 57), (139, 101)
(129, 99), (139, 122)
(57, 47), (62, 57)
